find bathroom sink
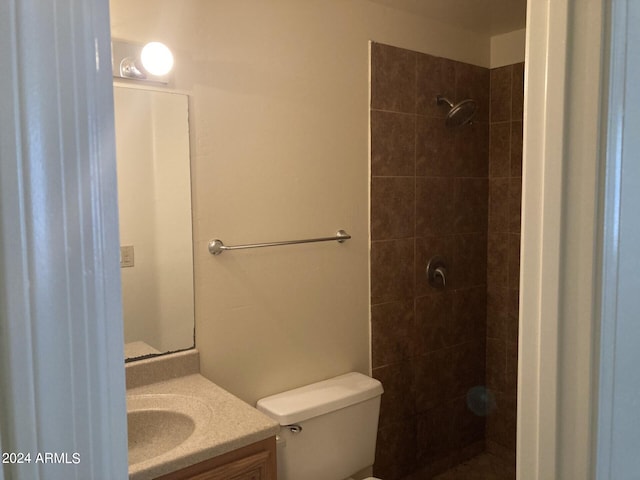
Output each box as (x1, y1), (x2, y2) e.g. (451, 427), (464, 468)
(127, 394), (212, 466)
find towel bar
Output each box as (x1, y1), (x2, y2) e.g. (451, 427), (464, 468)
(208, 230), (351, 256)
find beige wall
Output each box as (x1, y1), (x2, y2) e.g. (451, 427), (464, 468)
(110, 0), (492, 405)
(491, 29), (527, 68)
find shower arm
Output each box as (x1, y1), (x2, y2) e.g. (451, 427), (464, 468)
(436, 95), (454, 108)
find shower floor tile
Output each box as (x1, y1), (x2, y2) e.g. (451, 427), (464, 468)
(431, 453), (515, 480)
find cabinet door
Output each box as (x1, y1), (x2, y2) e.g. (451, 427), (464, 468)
(154, 437), (276, 480)
(188, 450), (269, 480)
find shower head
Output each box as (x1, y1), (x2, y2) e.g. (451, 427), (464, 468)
(436, 95), (477, 127)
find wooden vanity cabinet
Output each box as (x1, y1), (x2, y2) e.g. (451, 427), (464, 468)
(154, 437), (277, 480)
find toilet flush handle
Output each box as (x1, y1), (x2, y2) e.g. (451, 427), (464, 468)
(286, 424), (303, 434)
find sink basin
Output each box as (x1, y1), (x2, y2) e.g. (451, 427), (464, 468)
(127, 394), (212, 466)
(128, 410), (195, 464)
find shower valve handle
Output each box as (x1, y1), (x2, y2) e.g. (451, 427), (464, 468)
(426, 255), (448, 289)
(434, 266), (447, 288)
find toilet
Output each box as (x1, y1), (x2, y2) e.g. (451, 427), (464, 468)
(256, 372), (384, 480)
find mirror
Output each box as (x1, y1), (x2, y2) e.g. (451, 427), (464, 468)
(113, 85), (195, 361)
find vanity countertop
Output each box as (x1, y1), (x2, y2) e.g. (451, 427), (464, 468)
(126, 350), (279, 480)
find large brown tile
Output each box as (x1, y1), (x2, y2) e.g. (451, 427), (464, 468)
(486, 413), (505, 447)
(450, 395), (486, 450)
(490, 66), (512, 123)
(507, 234), (521, 289)
(487, 286), (508, 341)
(416, 53), (456, 118)
(373, 363), (415, 428)
(505, 341), (518, 399)
(405, 455), (459, 480)
(454, 233), (487, 289)
(485, 442), (517, 474)
(371, 42), (416, 113)
(416, 177), (455, 236)
(371, 176), (415, 240)
(433, 452), (516, 480)
(453, 178), (488, 234)
(417, 403), (455, 465)
(506, 288), (519, 344)
(456, 121), (489, 177)
(452, 287), (486, 344)
(371, 110), (416, 177)
(504, 398), (517, 452)
(486, 393), (517, 451)
(416, 116), (457, 177)
(372, 299), (415, 368)
(508, 176), (522, 234)
(414, 349), (456, 411)
(488, 178), (509, 232)
(374, 420), (418, 480)
(510, 121), (523, 177)
(511, 63), (525, 120)
(451, 340), (486, 398)
(449, 441), (487, 470)
(487, 233), (508, 290)
(490, 122), (511, 178)
(371, 238), (414, 304)
(415, 293), (454, 354)
(486, 338), (506, 392)
(455, 61), (490, 123)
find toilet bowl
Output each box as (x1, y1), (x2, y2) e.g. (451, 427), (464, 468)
(256, 372), (384, 480)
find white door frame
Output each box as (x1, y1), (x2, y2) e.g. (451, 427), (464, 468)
(519, 0), (613, 478)
(0, 0), (127, 479)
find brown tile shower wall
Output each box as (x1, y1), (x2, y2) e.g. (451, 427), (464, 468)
(485, 62), (524, 463)
(370, 43), (490, 480)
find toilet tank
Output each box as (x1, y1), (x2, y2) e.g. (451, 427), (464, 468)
(256, 372), (383, 480)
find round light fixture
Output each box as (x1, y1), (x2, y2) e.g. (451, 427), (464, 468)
(140, 42), (174, 76)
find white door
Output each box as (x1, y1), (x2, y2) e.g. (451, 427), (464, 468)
(0, 0), (128, 479)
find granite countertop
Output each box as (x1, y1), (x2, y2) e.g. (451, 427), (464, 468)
(126, 350), (279, 480)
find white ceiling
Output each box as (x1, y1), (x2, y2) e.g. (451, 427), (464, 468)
(367, 0), (527, 36)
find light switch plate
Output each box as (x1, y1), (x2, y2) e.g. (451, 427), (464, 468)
(120, 245), (134, 268)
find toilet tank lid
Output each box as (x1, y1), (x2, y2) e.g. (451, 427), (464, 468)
(256, 372), (383, 425)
